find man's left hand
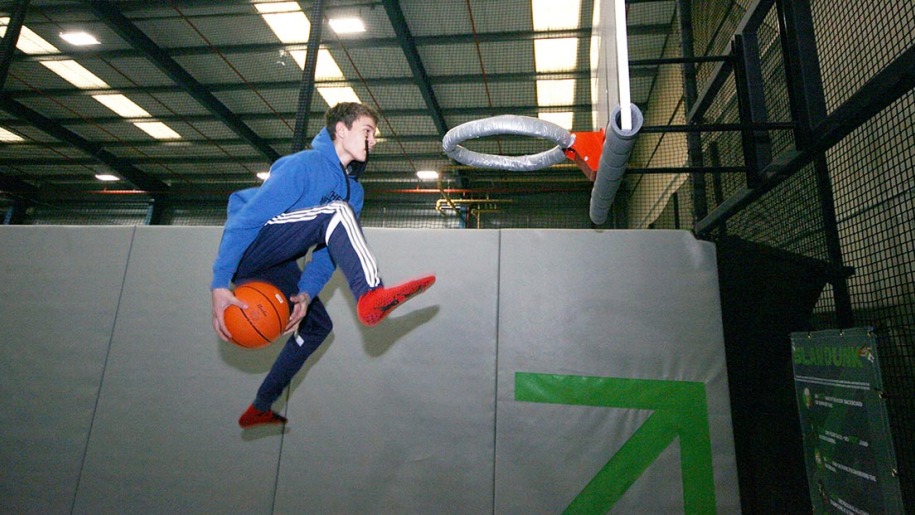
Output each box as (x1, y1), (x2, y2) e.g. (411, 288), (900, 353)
(284, 293), (310, 333)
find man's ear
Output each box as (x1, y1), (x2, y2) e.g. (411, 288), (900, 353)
(335, 121), (347, 139)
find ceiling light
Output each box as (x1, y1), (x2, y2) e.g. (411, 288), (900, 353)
(95, 174), (120, 181)
(289, 49), (345, 79)
(0, 20), (59, 54)
(60, 31), (100, 46)
(133, 122), (182, 140)
(416, 170), (439, 181)
(534, 38), (577, 72)
(92, 94), (151, 118)
(318, 87), (361, 107)
(536, 79), (575, 106)
(255, 2), (311, 43)
(254, 2), (300, 14)
(41, 60), (108, 89)
(257, 171), (271, 181)
(0, 126), (24, 142)
(531, 0), (581, 30)
(538, 112), (574, 130)
(329, 17), (366, 34)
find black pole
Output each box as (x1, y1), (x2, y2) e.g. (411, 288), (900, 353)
(777, 0), (853, 327)
(677, 0), (708, 225)
(732, 32), (773, 188)
(709, 141), (727, 236)
(291, 0), (324, 153)
(0, 0), (29, 90)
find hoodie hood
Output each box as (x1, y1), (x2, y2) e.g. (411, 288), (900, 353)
(310, 127), (367, 179)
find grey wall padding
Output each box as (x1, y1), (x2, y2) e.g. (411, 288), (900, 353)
(0, 226), (739, 514)
(590, 103), (644, 224)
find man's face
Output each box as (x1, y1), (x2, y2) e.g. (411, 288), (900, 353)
(336, 115), (377, 164)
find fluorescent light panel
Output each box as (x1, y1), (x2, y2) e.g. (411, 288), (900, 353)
(133, 122), (181, 140)
(318, 87), (361, 107)
(0, 126), (24, 142)
(60, 31), (100, 46)
(329, 17), (366, 34)
(0, 20), (60, 54)
(531, 0), (580, 30)
(538, 112), (574, 130)
(289, 49), (345, 79)
(416, 170), (439, 180)
(42, 60), (108, 89)
(92, 94), (151, 118)
(255, 2), (311, 43)
(536, 79), (575, 106)
(95, 174), (120, 181)
(534, 38), (577, 72)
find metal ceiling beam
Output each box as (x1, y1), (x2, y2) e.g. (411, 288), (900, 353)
(4, 104), (596, 127)
(9, 69), (642, 99)
(86, 1), (280, 162)
(0, 0), (28, 90)
(381, 0), (448, 136)
(14, 26), (671, 62)
(0, 170), (38, 193)
(0, 153), (450, 166)
(0, 93), (170, 192)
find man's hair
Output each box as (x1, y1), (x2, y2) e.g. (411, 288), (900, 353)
(325, 102), (379, 140)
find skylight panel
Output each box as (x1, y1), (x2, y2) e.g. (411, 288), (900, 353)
(133, 122), (181, 140)
(255, 2), (311, 43)
(534, 38), (578, 72)
(536, 79), (575, 106)
(0, 19), (60, 54)
(329, 17), (366, 34)
(531, 0), (581, 31)
(318, 87), (361, 107)
(41, 60), (108, 89)
(538, 112), (573, 130)
(92, 94), (151, 118)
(0, 126), (24, 142)
(289, 49), (345, 79)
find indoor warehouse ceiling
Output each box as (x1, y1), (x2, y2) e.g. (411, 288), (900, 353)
(0, 0), (676, 210)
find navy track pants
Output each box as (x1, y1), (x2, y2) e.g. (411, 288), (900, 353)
(232, 201), (381, 411)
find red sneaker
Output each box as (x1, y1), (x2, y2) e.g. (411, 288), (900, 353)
(238, 404), (287, 428)
(356, 275), (436, 327)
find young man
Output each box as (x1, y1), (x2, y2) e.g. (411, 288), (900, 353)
(211, 102), (435, 428)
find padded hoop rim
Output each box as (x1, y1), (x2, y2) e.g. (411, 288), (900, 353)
(442, 115), (574, 171)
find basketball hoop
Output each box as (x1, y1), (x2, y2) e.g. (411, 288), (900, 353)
(442, 115), (575, 172)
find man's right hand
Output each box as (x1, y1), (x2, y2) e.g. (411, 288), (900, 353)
(211, 287), (247, 342)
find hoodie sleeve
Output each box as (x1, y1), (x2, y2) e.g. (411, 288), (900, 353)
(211, 155), (307, 290)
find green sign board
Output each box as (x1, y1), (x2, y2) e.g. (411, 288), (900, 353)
(791, 328), (903, 513)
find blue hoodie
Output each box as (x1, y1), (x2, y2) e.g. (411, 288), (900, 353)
(211, 127), (365, 299)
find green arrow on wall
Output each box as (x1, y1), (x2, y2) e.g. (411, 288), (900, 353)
(515, 373), (717, 514)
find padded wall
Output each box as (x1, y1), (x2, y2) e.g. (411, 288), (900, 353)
(0, 226), (738, 513)
(0, 227), (134, 515)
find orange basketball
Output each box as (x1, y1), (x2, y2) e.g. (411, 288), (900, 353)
(224, 281), (290, 349)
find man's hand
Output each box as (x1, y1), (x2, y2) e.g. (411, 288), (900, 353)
(211, 287), (247, 342)
(285, 293), (311, 333)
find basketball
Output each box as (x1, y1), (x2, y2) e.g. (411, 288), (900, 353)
(224, 281), (290, 349)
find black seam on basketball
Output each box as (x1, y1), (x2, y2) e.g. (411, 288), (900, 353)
(248, 285), (287, 333)
(239, 285), (274, 344)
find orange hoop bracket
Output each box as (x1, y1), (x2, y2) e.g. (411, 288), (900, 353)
(564, 129), (606, 181)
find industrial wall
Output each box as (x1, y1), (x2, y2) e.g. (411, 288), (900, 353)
(0, 226), (739, 513)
